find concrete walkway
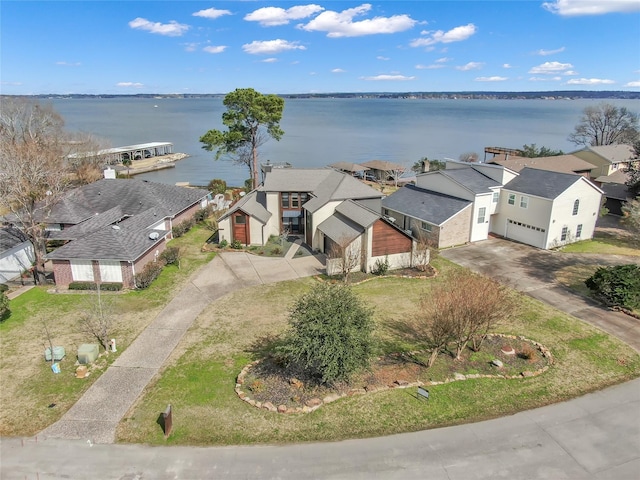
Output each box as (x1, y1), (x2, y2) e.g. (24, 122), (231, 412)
(3, 377), (639, 479)
(441, 238), (640, 352)
(40, 251), (325, 444)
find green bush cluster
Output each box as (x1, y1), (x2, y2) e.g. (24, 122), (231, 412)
(159, 246), (181, 266)
(231, 240), (243, 249)
(0, 291), (9, 321)
(372, 257), (390, 276)
(134, 262), (163, 290)
(585, 264), (640, 309)
(172, 217), (195, 238)
(193, 205), (214, 223)
(218, 239), (228, 248)
(207, 178), (227, 196)
(68, 282), (123, 291)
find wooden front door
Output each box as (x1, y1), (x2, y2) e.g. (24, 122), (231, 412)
(232, 213), (249, 245)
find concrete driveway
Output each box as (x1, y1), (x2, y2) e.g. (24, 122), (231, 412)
(441, 238), (640, 352)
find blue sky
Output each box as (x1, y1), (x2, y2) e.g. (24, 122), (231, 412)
(2, 0), (639, 95)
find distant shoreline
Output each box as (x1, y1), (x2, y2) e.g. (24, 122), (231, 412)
(3, 90), (639, 101)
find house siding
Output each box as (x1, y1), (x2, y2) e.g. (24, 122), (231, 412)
(371, 220), (411, 256)
(437, 207), (473, 248)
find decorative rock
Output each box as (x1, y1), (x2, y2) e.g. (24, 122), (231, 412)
(348, 388), (366, 396)
(454, 373), (466, 381)
(277, 404), (287, 413)
(521, 371), (534, 378)
(501, 346), (515, 355)
(323, 393), (341, 404)
(394, 380), (409, 387)
(289, 378), (304, 389)
(305, 398), (322, 408)
(491, 359), (504, 368)
(263, 401), (276, 412)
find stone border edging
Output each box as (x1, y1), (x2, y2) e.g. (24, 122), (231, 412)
(235, 333), (553, 414)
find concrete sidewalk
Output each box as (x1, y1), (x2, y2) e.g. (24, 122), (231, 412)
(4, 378), (639, 479)
(40, 252), (324, 444)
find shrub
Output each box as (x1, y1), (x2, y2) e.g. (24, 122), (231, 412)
(68, 282), (122, 291)
(518, 344), (537, 360)
(0, 284), (8, 293)
(172, 217), (195, 238)
(372, 257), (390, 276)
(585, 264), (640, 309)
(194, 205), (214, 223)
(271, 247), (282, 256)
(219, 239), (228, 248)
(278, 283), (374, 384)
(0, 291), (9, 321)
(207, 178), (227, 196)
(134, 261), (163, 290)
(231, 240), (243, 250)
(160, 246), (181, 266)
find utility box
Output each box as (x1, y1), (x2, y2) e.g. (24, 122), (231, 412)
(44, 346), (66, 362)
(77, 344), (99, 365)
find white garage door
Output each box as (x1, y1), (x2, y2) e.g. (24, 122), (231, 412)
(70, 260), (94, 281)
(99, 260), (123, 283)
(505, 219), (546, 249)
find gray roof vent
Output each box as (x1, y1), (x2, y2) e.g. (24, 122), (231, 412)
(112, 225), (121, 230)
(149, 231), (160, 240)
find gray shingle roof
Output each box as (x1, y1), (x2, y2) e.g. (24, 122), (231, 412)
(317, 215), (363, 244)
(0, 227), (29, 252)
(504, 167), (586, 199)
(572, 144), (635, 164)
(382, 185), (472, 226)
(437, 168), (501, 194)
(220, 190), (271, 224)
(335, 200), (379, 228)
(48, 206), (126, 240)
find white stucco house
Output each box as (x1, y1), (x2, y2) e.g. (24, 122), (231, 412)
(382, 161), (603, 250)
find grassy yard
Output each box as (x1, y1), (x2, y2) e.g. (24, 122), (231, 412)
(116, 258), (640, 446)
(560, 229), (640, 256)
(0, 225), (215, 436)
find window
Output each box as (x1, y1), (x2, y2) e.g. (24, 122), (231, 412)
(477, 207), (486, 224)
(576, 224), (583, 238)
(421, 222), (432, 232)
(520, 196), (529, 208)
(508, 193), (516, 205)
(383, 208), (389, 216)
(291, 193), (300, 208)
(492, 191), (499, 203)
(561, 226), (568, 241)
(234, 215), (246, 224)
(281, 193), (290, 209)
(572, 199), (579, 216)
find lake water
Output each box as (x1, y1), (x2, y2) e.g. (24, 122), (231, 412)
(50, 97), (640, 187)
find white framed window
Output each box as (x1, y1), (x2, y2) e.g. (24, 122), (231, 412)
(492, 191), (499, 203)
(477, 207), (486, 224)
(572, 199), (580, 216)
(561, 226), (568, 241)
(421, 221), (432, 232)
(576, 224), (583, 238)
(70, 260), (94, 282)
(520, 196), (529, 208)
(383, 208), (389, 216)
(508, 193), (516, 205)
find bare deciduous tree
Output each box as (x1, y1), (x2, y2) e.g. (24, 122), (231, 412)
(414, 229), (435, 272)
(459, 152), (479, 163)
(328, 235), (361, 283)
(79, 285), (114, 353)
(568, 103), (639, 146)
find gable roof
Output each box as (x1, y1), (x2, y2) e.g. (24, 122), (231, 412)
(419, 167), (501, 195)
(46, 178), (209, 225)
(504, 167), (602, 199)
(329, 162), (370, 173)
(49, 206), (127, 241)
(382, 184), (472, 226)
(220, 190), (271, 224)
(571, 144), (635, 164)
(360, 160), (405, 172)
(489, 154), (594, 174)
(317, 214), (363, 245)
(594, 169), (631, 185)
(0, 227), (30, 252)
(335, 200), (379, 229)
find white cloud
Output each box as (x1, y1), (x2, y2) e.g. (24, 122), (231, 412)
(192, 8), (232, 20)
(536, 46), (566, 56)
(563, 70), (579, 75)
(245, 5), (324, 26)
(203, 45), (227, 54)
(116, 82), (144, 88)
(528, 61), (574, 74)
(332, 68), (346, 73)
(377, 56), (390, 61)
(566, 78), (615, 85)
(183, 43), (198, 52)
(360, 74), (416, 81)
(300, 4), (417, 38)
(1, 81), (23, 86)
(410, 23), (476, 47)
(416, 64), (445, 70)
(456, 62), (484, 71)
(542, 0), (640, 16)
(475, 76), (508, 82)
(242, 39), (306, 55)
(56, 61), (81, 67)
(625, 81), (640, 87)
(128, 17), (189, 37)
(261, 58), (278, 63)
(436, 57), (452, 63)
(503, 63), (513, 68)
(529, 76), (562, 81)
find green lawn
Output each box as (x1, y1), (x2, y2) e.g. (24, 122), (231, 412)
(560, 231), (640, 256)
(116, 258), (640, 446)
(0, 225), (215, 436)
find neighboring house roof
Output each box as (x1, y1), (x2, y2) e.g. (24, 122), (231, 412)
(600, 183), (631, 201)
(335, 200), (379, 229)
(46, 178), (209, 225)
(594, 169), (631, 185)
(489, 154), (594, 174)
(0, 227), (29, 252)
(571, 144), (635, 165)
(49, 206), (127, 241)
(220, 190), (271, 224)
(317, 214), (363, 244)
(382, 184), (472, 226)
(419, 167), (501, 195)
(328, 162), (370, 173)
(360, 160), (405, 172)
(504, 167), (602, 199)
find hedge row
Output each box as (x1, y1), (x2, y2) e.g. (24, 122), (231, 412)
(68, 282), (123, 291)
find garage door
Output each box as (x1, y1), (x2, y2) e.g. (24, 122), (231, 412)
(505, 219), (546, 249)
(99, 260), (123, 283)
(70, 260), (94, 281)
